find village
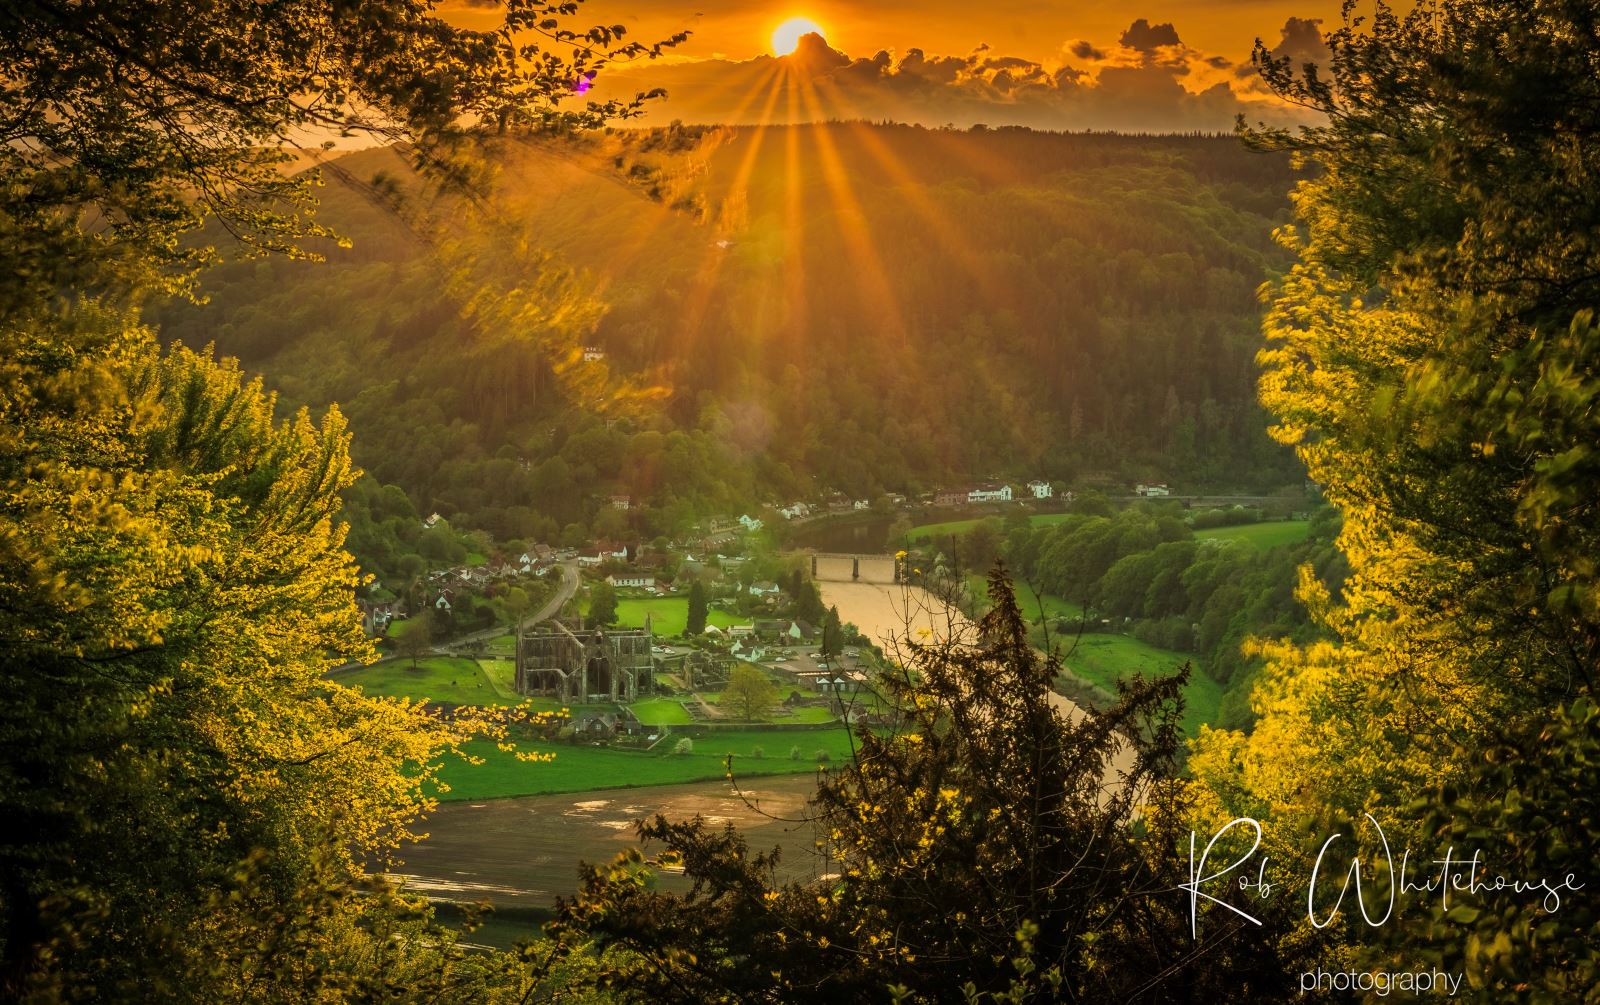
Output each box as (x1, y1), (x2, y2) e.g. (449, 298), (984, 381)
(342, 475), (1114, 748)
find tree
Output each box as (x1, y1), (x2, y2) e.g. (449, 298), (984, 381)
(552, 569), (1302, 1001)
(958, 519), (1005, 572)
(685, 579), (708, 636)
(0, 0), (677, 994)
(1189, 2), (1600, 996)
(821, 605), (844, 659)
(502, 585), (533, 629)
(0, 310), (508, 996)
(720, 666), (778, 721)
(395, 615), (435, 668)
(794, 578), (827, 627)
(0, 0), (685, 318)
(593, 505), (631, 541)
(588, 581), (618, 627)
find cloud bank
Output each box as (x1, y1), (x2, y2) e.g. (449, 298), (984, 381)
(595, 17), (1327, 134)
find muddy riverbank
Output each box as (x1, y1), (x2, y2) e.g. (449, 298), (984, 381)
(389, 774), (826, 947)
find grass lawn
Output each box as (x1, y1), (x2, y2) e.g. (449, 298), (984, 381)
(969, 574), (1085, 622)
(605, 596), (740, 639)
(336, 657), (518, 707)
(434, 725), (867, 800)
(385, 617), (420, 640)
(476, 657), (522, 701)
(1049, 633), (1221, 736)
(486, 632), (516, 654)
(781, 705), (841, 724)
(629, 698), (694, 725)
(908, 512), (1075, 543)
(1193, 520), (1311, 550)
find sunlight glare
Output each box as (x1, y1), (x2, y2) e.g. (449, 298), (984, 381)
(771, 16), (825, 56)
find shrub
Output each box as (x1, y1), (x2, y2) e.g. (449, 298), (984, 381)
(789, 745), (802, 760)
(815, 750), (831, 763)
(673, 737), (694, 756)
(750, 745), (765, 759)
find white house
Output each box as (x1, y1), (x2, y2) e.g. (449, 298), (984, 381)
(609, 494), (631, 510)
(748, 581), (781, 597)
(738, 514), (764, 532)
(852, 499), (871, 510)
(582, 346), (606, 361)
(434, 594), (452, 612)
(1136, 483), (1171, 498)
(968, 483), (1013, 504)
(606, 573), (653, 589)
(1027, 480), (1053, 500)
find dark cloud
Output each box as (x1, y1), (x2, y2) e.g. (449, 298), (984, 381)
(1119, 19), (1183, 53)
(790, 32), (851, 72)
(595, 18), (1319, 134)
(1237, 16), (1331, 87)
(1270, 16), (1330, 66)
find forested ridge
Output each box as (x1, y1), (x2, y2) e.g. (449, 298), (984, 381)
(155, 124), (1302, 558)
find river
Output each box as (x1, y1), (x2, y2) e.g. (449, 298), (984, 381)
(820, 579), (1133, 777)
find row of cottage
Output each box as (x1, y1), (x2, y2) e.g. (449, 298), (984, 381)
(933, 480), (1057, 507)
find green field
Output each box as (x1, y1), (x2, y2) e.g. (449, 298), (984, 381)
(335, 657), (518, 706)
(434, 726), (867, 800)
(486, 632), (516, 654)
(1051, 633), (1221, 735)
(629, 697), (694, 725)
(604, 595), (740, 639)
(476, 657), (521, 700)
(969, 574), (1085, 623)
(1193, 520), (1311, 550)
(908, 512), (1075, 543)
(782, 706), (842, 723)
(384, 617), (420, 639)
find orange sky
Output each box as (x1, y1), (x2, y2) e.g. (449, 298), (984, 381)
(451, 1), (1340, 63)
(444, 1), (1345, 132)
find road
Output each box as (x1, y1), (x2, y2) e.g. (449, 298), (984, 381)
(440, 562), (579, 654)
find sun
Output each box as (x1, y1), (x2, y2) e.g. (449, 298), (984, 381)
(771, 16), (826, 56)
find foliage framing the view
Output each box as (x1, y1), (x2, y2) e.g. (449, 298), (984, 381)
(548, 569), (1304, 1002)
(1190, 2), (1600, 998)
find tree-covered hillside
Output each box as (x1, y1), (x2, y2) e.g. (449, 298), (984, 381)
(156, 124), (1301, 563)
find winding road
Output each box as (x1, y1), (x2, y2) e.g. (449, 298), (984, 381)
(440, 561), (580, 654)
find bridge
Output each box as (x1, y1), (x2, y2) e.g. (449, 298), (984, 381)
(791, 551), (902, 585)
